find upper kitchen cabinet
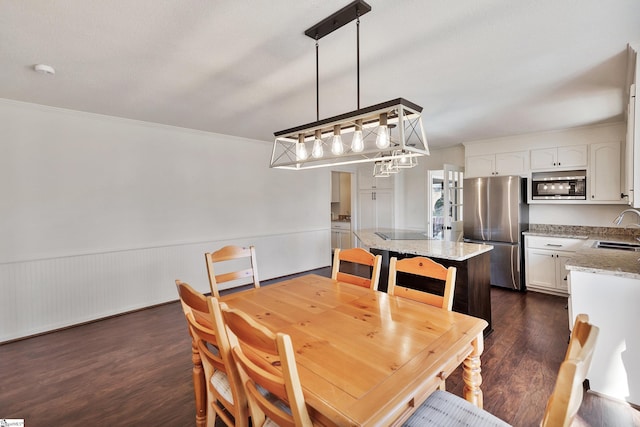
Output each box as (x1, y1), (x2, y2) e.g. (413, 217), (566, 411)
(624, 44), (639, 207)
(530, 144), (587, 170)
(465, 151), (528, 178)
(357, 164), (393, 190)
(589, 141), (624, 203)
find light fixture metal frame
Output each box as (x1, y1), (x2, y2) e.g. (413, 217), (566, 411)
(271, 98), (429, 169)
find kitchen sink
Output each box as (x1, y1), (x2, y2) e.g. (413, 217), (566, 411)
(593, 240), (640, 251)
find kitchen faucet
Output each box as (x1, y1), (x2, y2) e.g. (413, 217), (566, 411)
(613, 208), (640, 227)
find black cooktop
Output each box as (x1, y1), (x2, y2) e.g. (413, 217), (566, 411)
(375, 231), (431, 240)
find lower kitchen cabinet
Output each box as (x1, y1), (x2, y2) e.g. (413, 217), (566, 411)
(331, 221), (352, 250)
(525, 235), (585, 296)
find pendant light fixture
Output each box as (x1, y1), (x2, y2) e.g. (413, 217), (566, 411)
(270, 0), (429, 170)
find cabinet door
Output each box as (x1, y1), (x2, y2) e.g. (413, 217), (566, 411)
(358, 190), (376, 229)
(357, 164), (393, 189)
(530, 148), (557, 170)
(556, 253), (572, 292)
(526, 248), (557, 290)
(374, 190), (393, 228)
(331, 172), (340, 203)
(557, 145), (587, 168)
(357, 165), (375, 190)
(495, 151), (528, 176)
(590, 141), (622, 202)
(465, 154), (495, 178)
(331, 230), (340, 249)
(339, 230), (352, 249)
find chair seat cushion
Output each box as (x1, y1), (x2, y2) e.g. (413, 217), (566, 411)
(403, 390), (512, 427)
(210, 370), (233, 404)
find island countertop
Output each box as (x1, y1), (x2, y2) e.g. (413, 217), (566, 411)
(354, 229), (493, 261)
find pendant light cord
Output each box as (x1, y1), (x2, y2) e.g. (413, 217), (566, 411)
(357, 10), (360, 110)
(316, 35), (320, 121)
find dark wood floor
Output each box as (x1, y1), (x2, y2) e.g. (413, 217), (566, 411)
(1, 268), (639, 427)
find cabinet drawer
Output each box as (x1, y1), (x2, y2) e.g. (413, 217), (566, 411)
(331, 221), (351, 230)
(525, 236), (585, 251)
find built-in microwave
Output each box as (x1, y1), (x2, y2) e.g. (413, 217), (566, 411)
(531, 170), (587, 200)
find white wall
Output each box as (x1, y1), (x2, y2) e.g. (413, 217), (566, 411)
(0, 99), (330, 341)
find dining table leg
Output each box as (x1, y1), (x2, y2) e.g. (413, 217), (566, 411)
(462, 333), (484, 409)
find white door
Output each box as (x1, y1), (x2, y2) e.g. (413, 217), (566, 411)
(427, 170), (444, 239)
(443, 164), (464, 241)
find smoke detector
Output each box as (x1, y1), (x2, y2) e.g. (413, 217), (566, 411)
(34, 64), (55, 75)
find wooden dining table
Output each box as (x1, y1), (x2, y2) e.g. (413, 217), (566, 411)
(220, 274), (488, 426)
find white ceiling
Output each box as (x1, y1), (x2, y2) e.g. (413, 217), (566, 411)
(1, 0), (639, 149)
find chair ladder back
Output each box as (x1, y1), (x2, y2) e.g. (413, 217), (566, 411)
(220, 303), (313, 427)
(186, 304), (250, 427)
(388, 256), (457, 311)
(205, 245), (260, 299)
(176, 280), (209, 316)
(331, 248), (382, 291)
(542, 314), (599, 427)
(175, 280), (209, 427)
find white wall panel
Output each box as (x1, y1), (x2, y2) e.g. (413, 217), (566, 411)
(0, 99), (330, 341)
(0, 231), (329, 342)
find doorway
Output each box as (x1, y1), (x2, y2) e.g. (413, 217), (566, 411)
(427, 164), (464, 241)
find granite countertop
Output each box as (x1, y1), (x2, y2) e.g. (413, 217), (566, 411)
(354, 229), (493, 261)
(523, 230), (590, 239)
(525, 224), (640, 279)
(565, 238), (640, 280)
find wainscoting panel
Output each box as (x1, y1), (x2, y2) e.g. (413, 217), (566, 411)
(0, 229), (329, 342)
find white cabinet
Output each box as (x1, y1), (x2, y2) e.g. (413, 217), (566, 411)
(357, 163), (393, 237)
(357, 164), (393, 190)
(465, 151), (528, 178)
(525, 235), (585, 296)
(530, 145), (587, 170)
(589, 141), (624, 203)
(331, 221), (352, 250)
(331, 172), (340, 203)
(625, 83), (638, 206)
(358, 189), (393, 230)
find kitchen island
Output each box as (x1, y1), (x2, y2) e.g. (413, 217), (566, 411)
(354, 229), (494, 335)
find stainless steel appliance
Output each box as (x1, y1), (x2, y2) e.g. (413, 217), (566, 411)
(530, 170), (586, 200)
(463, 176), (529, 290)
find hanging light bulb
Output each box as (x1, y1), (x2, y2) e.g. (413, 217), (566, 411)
(312, 129), (324, 158)
(331, 125), (344, 155)
(351, 119), (364, 152)
(376, 113), (389, 149)
(296, 134), (308, 161)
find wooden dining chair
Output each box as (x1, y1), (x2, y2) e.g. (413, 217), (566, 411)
(541, 313), (599, 427)
(331, 247), (382, 290)
(175, 280), (210, 427)
(205, 245), (260, 298)
(401, 314), (599, 427)
(388, 256), (457, 310)
(186, 297), (249, 427)
(219, 303), (313, 427)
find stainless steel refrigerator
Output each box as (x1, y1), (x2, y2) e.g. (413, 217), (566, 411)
(463, 176), (529, 290)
